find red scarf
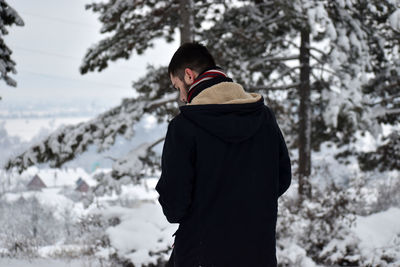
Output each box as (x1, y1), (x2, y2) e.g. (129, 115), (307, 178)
(187, 68), (232, 103)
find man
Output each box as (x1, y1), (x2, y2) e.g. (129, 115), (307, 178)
(155, 42), (291, 267)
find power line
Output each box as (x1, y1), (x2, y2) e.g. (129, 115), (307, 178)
(19, 69), (131, 89)
(12, 45), (142, 72)
(19, 11), (98, 29)
(13, 11), (146, 73)
(14, 45), (81, 61)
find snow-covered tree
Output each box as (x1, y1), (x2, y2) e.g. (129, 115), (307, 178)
(0, 0), (24, 97)
(4, 0), (400, 200)
(80, 1), (180, 74)
(202, 0), (400, 197)
(356, 3), (400, 172)
(3, 95), (176, 174)
(2, 2), (399, 265)
(2, 0), (216, 176)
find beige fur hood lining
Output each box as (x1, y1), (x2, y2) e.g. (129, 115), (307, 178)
(187, 82), (263, 105)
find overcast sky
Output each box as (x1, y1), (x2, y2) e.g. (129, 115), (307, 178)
(1, 0), (178, 115)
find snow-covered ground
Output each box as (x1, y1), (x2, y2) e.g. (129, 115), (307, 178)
(353, 207), (400, 255)
(95, 201), (176, 266)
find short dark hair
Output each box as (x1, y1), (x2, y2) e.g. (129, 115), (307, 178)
(168, 42), (216, 80)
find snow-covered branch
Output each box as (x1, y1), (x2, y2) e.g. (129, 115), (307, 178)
(110, 136), (165, 181)
(80, 0), (178, 74)
(0, 1), (25, 87)
(90, 136), (165, 199)
(264, 55), (299, 62)
(143, 92), (179, 112)
(4, 94), (177, 174)
(251, 82), (301, 91)
(371, 108), (400, 118)
(309, 46), (328, 56)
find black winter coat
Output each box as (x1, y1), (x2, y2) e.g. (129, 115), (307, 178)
(155, 87), (291, 267)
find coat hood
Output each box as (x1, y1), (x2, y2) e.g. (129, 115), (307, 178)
(179, 82), (266, 143)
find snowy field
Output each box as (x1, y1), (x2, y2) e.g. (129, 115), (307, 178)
(0, 116), (399, 266)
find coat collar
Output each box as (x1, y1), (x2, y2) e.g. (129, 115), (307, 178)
(186, 81), (263, 105)
(187, 67), (232, 103)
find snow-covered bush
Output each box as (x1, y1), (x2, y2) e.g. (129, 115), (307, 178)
(362, 235), (400, 266)
(347, 169), (400, 217)
(277, 145), (400, 266)
(0, 196), (62, 258)
(277, 238), (317, 267)
(74, 178), (176, 267)
(89, 202), (174, 267)
(75, 213), (111, 255)
(368, 171), (400, 214)
(277, 179), (360, 266)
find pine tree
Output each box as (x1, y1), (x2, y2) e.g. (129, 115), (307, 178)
(356, 2), (400, 172)
(202, 0), (400, 197)
(3, 0), (204, 176)
(0, 0), (24, 99)
(4, 0), (399, 196)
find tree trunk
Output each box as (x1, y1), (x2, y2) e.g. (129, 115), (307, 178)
(179, 0), (194, 44)
(298, 28), (312, 199)
(177, 0), (194, 105)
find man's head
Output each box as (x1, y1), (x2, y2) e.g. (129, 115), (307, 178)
(168, 42), (216, 103)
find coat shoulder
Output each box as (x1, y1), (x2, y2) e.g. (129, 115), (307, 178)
(170, 113), (197, 133)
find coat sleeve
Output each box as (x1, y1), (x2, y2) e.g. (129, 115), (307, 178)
(276, 123), (291, 197)
(155, 117), (196, 224)
(268, 107), (292, 197)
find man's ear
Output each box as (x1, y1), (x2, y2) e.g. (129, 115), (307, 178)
(184, 68), (197, 84)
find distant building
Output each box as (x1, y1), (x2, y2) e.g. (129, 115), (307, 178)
(27, 174), (47, 191)
(76, 177), (83, 186)
(75, 179), (89, 193)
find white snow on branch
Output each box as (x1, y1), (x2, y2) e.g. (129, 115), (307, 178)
(4, 93), (177, 173)
(389, 9), (400, 31)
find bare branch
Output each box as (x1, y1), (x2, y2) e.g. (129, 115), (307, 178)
(285, 39), (300, 48)
(143, 92), (179, 112)
(147, 136), (165, 151)
(309, 52), (325, 65)
(311, 65), (340, 77)
(309, 46), (328, 56)
(104, 155), (118, 161)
